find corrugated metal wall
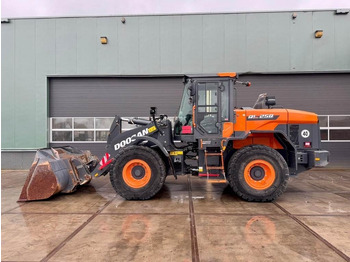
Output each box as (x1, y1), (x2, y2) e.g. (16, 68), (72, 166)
(2, 11), (350, 150)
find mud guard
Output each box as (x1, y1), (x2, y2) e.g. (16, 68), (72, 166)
(223, 130), (297, 175)
(133, 136), (176, 178)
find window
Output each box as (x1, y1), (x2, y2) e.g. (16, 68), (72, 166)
(50, 117), (114, 143)
(197, 82), (219, 134)
(176, 81), (194, 135)
(319, 115), (350, 142)
(50, 116), (175, 143)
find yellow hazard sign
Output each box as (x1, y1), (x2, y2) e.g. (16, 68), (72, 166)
(170, 151), (183, 156)
(148, 126), (157, 133)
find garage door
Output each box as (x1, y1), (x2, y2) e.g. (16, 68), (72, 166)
(49, 74), (350, 167)
(49, 77), (184, 156)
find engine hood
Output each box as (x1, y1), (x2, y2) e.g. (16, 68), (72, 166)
(286, 109), (318, 124)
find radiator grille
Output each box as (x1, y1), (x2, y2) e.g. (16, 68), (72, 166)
(290, 125), (299, 145)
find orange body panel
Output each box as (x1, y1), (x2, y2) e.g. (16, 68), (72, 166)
(223, 122), (234, 137)
(226, 108), (318, 149)
(234, 108), (317, 132)
(234, 109), (247, 131)
(287, 109), (318, 124)
(235, 109), (289, 132)
(233, 133), (284, 149)
(218, 72), (237, 78)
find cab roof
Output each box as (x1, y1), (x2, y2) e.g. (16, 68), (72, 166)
(184, 72), (238, 79)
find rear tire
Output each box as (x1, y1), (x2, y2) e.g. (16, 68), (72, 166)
(110, 146), (166, 200)
(227, 145), (289, 202)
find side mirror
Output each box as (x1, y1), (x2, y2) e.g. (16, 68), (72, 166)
(265, 96), (276, 108)
(150, 107), (157, 116)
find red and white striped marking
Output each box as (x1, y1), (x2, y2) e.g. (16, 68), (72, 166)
(99, 153), (113, 170)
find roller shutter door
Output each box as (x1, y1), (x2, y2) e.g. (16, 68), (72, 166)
(49, 74), (350, 166)
(50, 77), (184, 117)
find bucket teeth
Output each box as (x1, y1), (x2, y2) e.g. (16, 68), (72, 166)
(18, 147), (97, 201)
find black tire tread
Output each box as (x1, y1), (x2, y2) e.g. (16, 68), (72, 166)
(109, 145), (166, 200)
(227, 145), (289, 202)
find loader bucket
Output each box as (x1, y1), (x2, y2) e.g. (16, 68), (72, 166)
(18, 147), (99, 201)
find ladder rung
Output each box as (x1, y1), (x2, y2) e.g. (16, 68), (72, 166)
(204, 149), (225, 178)
(207, 166), (224, 170)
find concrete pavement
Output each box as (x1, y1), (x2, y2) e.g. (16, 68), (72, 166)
(2, 169), (350, 261)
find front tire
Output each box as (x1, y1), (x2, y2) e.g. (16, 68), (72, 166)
(110, 146), (166, 200)
(227, 145), (289, 202)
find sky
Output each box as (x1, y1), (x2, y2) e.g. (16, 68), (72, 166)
(2, 0), (350, 18)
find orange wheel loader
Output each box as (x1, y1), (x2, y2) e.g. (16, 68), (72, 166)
(19, 73), (329, 202)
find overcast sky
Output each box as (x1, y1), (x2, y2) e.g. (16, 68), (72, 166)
(2, 0), (350, 18)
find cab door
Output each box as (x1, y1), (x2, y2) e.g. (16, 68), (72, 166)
(195, 81), (229, 137)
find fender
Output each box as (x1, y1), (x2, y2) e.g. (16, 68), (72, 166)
(95, 135), (173, 178)
(132, 136), (169, 157)
(223, 130), (297, 174)
(133, 136), (176, 178)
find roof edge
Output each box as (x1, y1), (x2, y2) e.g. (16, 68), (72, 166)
(2, 8), (347, 20)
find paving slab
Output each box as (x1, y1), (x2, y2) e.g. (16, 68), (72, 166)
(1, 186), (26, 213)
(297, 216), (350, 257)
(102, 190), (190, 214)
(303, 169), (350, 181)
(191, 181), (284, 215)
(49, 214), (192, 262)
(276, 192), (350, 215)
(1, 213), (91, 261)
(286, 176), (333, 192)
(1, 170), (28, 188)
(12, 189), (116, 214)
(195, 214), (345, 262)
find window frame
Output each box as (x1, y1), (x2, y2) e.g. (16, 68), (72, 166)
(50, 117), (114, 143)
(319, 115), (350, 142)
(50, 116), (176, 143)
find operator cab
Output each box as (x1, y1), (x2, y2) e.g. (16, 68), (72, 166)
(174, 73), (238, 142)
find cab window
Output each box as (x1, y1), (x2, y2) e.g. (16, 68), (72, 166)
(220, 81), (229, 121)
(197, 82), (219, 134)
(175, 81), (193, 135)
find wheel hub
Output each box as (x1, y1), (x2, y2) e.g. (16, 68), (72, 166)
(250, 166), (265, 181)
(122, 159), (152, 189)
(131, 166), (146, 179)
(243, 159), (276, 190)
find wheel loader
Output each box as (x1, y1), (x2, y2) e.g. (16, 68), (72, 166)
(19, 72), (330, 202)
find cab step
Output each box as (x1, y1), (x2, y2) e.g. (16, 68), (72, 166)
(204, 150), (226, 179)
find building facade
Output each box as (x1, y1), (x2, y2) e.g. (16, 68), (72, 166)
(2, 10), (350, 168)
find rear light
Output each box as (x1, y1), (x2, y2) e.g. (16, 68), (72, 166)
(304, 142), (312, 148)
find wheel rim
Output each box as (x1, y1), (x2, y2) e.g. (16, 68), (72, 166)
(244, 160), (276, 190)
(122, 159), (151, 189)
